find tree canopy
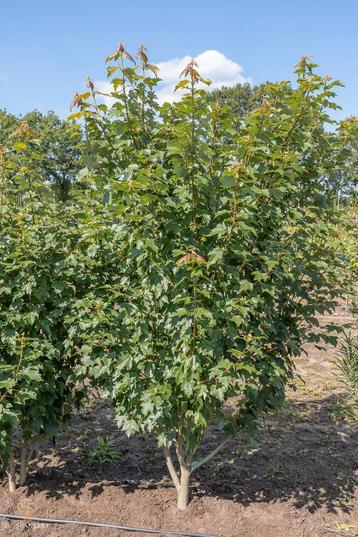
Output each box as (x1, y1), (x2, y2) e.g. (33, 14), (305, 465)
(0, 109), (82, 200)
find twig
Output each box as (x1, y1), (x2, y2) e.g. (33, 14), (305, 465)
(191, 438), (230, 473)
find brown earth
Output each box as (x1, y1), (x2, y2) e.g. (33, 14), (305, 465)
(0, 304), (357, 537)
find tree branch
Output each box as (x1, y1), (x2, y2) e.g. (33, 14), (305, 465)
(190, 438), (230, 473)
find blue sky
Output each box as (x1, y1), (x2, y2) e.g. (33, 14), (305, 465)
(0, 0), (357, 120)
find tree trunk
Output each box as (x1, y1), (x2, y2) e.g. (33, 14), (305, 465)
(19, 442), (28, 486)
(177, 465), (190, 510)
(7, 450), (17, 493)
(164, 437), (192, 510)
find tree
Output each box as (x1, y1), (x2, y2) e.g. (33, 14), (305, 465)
(70, 47), (357, 510)
(0, 133), (85, 490)
(325, 117), (358, 206)
(209, 82), (267, 118)
(0, 109), (17, 144)
(0, 109), (82, 200)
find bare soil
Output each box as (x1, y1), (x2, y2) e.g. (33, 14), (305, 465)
(1, 304), (357, 537)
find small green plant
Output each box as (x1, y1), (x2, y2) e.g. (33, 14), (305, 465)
(267, 460), (284, 475)
(84, 435), (121, 465)
(334, 333), (358, 394)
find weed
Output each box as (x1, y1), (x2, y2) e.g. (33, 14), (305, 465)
(83, 435), (121, 465)
(267, 460), (284, 475)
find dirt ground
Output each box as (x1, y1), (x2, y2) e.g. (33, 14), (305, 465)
(0, 305), (357, 537)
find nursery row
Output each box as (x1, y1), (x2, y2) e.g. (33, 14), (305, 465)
(0, 45), (357, 509)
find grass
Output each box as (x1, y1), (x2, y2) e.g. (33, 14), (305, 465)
(330, 399), (358, 424)
(293, 380), (324, 398)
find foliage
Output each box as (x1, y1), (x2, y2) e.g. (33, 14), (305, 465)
(0, 109), (82, 200)
(324, 118), (358, 205)
(0, 109), (17, 144)
(69, 45), (357, 509)
(334, 207), (358, 316)
(0, 133), (86, 489)
(209, 82), (268, 118)
(210, 83), (358, 205)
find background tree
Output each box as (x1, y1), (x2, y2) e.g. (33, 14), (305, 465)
(326, 117), (358, 206)
(0, 109), (82, 200)
(209, 82), (267, 118)
(0, 109), (17, 144)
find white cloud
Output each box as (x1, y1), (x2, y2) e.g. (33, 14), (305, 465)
(95, 49), (251, 106)
(157, 50), (250, 104)
(94, 80), (115, 106)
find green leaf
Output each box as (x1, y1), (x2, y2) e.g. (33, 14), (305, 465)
(174, 79), (190, 91)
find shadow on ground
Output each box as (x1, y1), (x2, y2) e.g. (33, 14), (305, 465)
(17, 393), (357, 515)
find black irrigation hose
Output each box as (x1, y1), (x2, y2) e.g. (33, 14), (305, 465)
(0, 513), (219, 537)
